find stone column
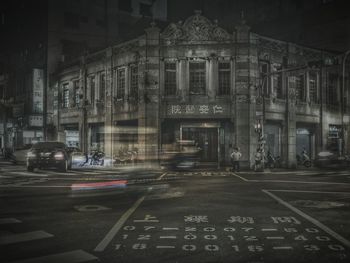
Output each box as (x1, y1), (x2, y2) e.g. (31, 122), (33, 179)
(178, 58), (188, 102)
(234, 20), (259, 169)
(208, 57), (217, 102)
(104, 48), (113, 162)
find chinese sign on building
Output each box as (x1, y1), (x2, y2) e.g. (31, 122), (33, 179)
(167, 104), (229, 117)
(33, 68), (44, 114)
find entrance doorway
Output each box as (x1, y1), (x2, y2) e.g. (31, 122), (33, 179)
(182, 127), (218, 162)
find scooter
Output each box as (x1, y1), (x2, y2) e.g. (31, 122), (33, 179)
(90, 150), (105, 166)
(296, 154), (312, 167)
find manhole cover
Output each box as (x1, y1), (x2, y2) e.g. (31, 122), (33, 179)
(290, 200), (349, 209)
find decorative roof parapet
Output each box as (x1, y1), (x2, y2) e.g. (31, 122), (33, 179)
(161, 11), (232, 44)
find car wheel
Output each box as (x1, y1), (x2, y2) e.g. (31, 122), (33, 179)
(304, 160), (311, 168)
(60, 160), (68, 172)
(27, 165), (34, 172)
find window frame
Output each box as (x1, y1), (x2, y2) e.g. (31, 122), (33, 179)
(116, 68), (126, 101)
(189, 61), (206, 96)
(218, 61), (231, 96)
(164, 61), (177, 96)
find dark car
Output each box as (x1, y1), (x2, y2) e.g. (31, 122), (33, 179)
(26, 142), (72, 172)
(314, 150), (350, 168)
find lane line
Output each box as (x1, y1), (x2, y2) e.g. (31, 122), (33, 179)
(272, 246), (293, 250)
(133, 219), (159, 223)
(0, 230), (53, 245)
(94, 195), (146, 252)
(159, 236), (177, 239)
(261, 228), (277, 232)
(162, 227), (179, 231)
(268, 189), (350, 195)
(262, 189), (350, 248)
(230, 172), (249, 181)
(266, 236), (285, 240)
(157, 172), (167, 181)
(156, 246), (175, 249)
(11, 249), (98, 263)
(0, 218), (21, 224)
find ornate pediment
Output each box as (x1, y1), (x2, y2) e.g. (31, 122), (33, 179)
(161, 11), (232, 44)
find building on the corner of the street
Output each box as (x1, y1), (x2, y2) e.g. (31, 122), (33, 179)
(51, 11), (350, 169)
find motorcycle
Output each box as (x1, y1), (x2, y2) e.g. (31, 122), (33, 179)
(89, 150), (105, 166)
(296, 154), (312, 167)
(265, 153), (281, 168)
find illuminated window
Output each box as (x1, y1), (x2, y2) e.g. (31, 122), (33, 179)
(117, 68), (125, 100)
(164, 62), (176, 96)
(218, 61), (230, 95)
(189, 62), (206, 95)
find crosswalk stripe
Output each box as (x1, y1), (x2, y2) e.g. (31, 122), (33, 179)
(0, 218), (21, 224)
(0, 230), (53, 245)
(11, 250), (98, 263)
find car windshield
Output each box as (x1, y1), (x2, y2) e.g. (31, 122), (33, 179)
(32, 142), (66, 150)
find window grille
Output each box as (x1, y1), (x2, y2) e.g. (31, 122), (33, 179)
(63, 84), (69, 108)
(130, 65), (138, 100)
(117, 68), (126, 100)
(218, 61), (230, 95)
(309, 72), (318, 103)
(189, 62), (206, 95)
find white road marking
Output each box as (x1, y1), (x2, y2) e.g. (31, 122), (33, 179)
(234, 173), (350, 185)
(272, 246), (293, 250)
(0, 218), (21, 224)
(157, 172), (167, 181)
(0, 230), (53, 245)
(231, 172), (249, 181)
(268, 189), (350, 195)
(159, 236), (177, 239)
(261, 228), (277, 232)
(133, 219), (159, 223)
(156, 245), (175, 249)
(11, 250), (98, 263)
(162, 227), (179, 231)
(263, 189), (350, 248)
(266, 236), (285, 240)
(94, 194), (147, 252)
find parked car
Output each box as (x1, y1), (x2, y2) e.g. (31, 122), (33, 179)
(314, 150), (350, 168)
(26, 142), (72, 172)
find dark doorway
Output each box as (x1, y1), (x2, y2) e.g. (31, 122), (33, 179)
(182, 127), (218, 162)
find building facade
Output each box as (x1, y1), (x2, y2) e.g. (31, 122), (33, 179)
(52, 12), (350, 168)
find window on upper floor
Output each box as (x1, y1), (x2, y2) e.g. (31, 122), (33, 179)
(89, 76), (95, 105)
(295, 74), (305, 101)
(272, 63), (283, 99)
(164, 62), (176, 96)
(129, 65), (138, 101)
(259, 61), (270, 97)
(117, 68), (126, 100)
(218, 61), (231, 96)
(63, 84), (69, 108)
(309, 72), (318, 103)
(99, 73), (106, 101)
(73, 80), (80, 107)
(327, 73), (338, 105)
(189, 62), (206, 95)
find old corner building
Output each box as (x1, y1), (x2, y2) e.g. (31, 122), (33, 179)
(50, 12), (350, 169)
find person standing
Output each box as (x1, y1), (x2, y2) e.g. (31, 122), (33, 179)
(230, 147), (242, 172)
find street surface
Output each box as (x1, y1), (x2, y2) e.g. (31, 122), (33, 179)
(0, 162), (349, 263)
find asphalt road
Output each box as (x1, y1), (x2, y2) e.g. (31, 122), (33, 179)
(0, 163), (349, 263)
